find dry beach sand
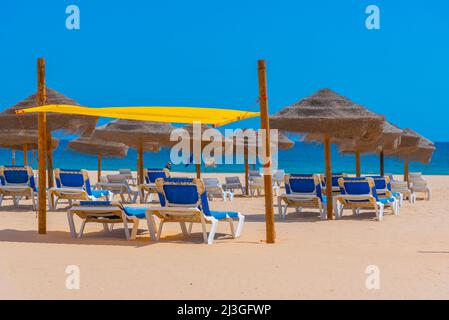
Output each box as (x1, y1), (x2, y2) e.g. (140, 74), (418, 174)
(0, 171), (448, 299)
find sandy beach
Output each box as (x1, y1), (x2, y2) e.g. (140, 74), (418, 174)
(0, 171), (448, 300)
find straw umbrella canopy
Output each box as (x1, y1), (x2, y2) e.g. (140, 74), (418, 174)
(2, 88), (98, 189)
(336, 121), (403, 176)
(270, 88), (385, 219)
(68, 137), (130, 182)
(0, 129), (59, 165)
(384, 130), (435, 181)
(92, 119), (174, 184)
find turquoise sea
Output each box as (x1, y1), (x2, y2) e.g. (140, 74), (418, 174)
(3, 141), (448, 175)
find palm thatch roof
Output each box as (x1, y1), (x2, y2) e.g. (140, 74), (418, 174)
(385, 130), (435, 164)
(337, 122), (403, 154)
(91, 119), (174, 151)
(1, 88), (98, 135)
(270, 89), (385, 142)
(68, 137), (129, 158)
(0, 129), (59, 150)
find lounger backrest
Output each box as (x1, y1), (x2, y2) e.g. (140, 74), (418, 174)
(225, 176), (241, 185)
(285, 174), (322, 199)
(144, 168), (169, 183)
(203, 178), (220, 187)
(0, 166), (36, 190)
(107, 174), (129, 184)
(55, 169), (93, 196)
(338, 177), (378, 200)
(249, 170), (261, 179)
(365, 176), (390, 191)
(409, 172), (423, 180)
(321, 173), (347, 188)
(155, 178), (212, 216)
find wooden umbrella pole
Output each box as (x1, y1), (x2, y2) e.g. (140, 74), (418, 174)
(404, 160), (409, 182)
(97, 153), (102, 183)
(324, 134), (333, 220)
(258, 60), (275, 244)
(379, 150), (385, 176)
(23, 144), (28, 165)
(138, 142), (144, 185)
(196, 163), (201, 179)
(244, 142), (249, 196)
(355, 149), (361, 177)
(37, 58), (47, 234)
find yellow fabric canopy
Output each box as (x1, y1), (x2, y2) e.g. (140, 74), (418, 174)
(16, 104), (260, 127)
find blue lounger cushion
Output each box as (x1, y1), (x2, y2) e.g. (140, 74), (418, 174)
(91, 189), (110, 198)
(378, 197), (396, 204)
(209, 210), (239, 220)
(122, 206), (147, 219)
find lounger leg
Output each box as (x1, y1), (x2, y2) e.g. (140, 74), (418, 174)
(282, 204), (289, 220)
(31, 194), (36, 211)
(79, 220), (87, 238)
(180, 222), (189, 237)
(235, 213), (245, 238)
(130, 219), (139, 240)
(145, 214), (157, 241)
(0, 194), (3, 207)
(227, 218), (235, 238)
(67, 212), (77, 238)
(102, 223), (110, 232)
(200, 221), (208, 243)
(148, 193), (154, 203)
(188, 222), (193, 234)
(376, 203), (384, 221)
(120, 193), (126, 203)
(277, 197), (283, 218)
(427, 189), (431, 201)
(156, 221), (164, 240)
(207, 219), (218, 245)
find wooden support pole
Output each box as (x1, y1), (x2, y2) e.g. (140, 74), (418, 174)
(37, 58), (47, 234)
(324, 135), (333, 220)
(404, 160), (409, 182)
(138, 142), (144, 185)
(23, 144), (28, 165)
(244, 142), (249, 196)
(355, 149), (361, 177)
(258, 60), (275, 244)
(379, 150), (385, 176)
(196, 163), (201, 179)
(97, 153), (102, 183)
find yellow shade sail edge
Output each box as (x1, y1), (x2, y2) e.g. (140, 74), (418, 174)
(16, 104), (260, 127)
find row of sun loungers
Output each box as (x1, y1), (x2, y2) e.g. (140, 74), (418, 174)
(0, 165), (431, 243)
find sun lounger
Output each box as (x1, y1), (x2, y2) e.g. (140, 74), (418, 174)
(365, 176), (401, 212)
(277, 174), (326, 219)
(67, 201), (155, 240)
(203, 177), (233, 201)
(222, 176), (245, 195)
(408, 172), (431, 200)
(321, 173), (347, 194)
(272, 169), (286, 187)
(0, 166), (38, 210)
(390, 180), (416, 203)
(336, 177), (398, 221)
(97, 174), (139, 203)
(146, 177), (244, 244)
(138, 168), (170, 203)
(49, 169), (111, 210)
(118, 169), (136, 186)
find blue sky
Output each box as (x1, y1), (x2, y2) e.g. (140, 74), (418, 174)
(1, 0), (448, 140)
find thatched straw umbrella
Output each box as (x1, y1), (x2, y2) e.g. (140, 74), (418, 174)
(92, 119), (174, 184)
(68, 137), (130, 182)
(0, 129), (59, 165)
(270, 89), (384, 219)
(2, 88), (98, 190)
(336, 122), (403, 176)
(384, 130), (434, 181)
